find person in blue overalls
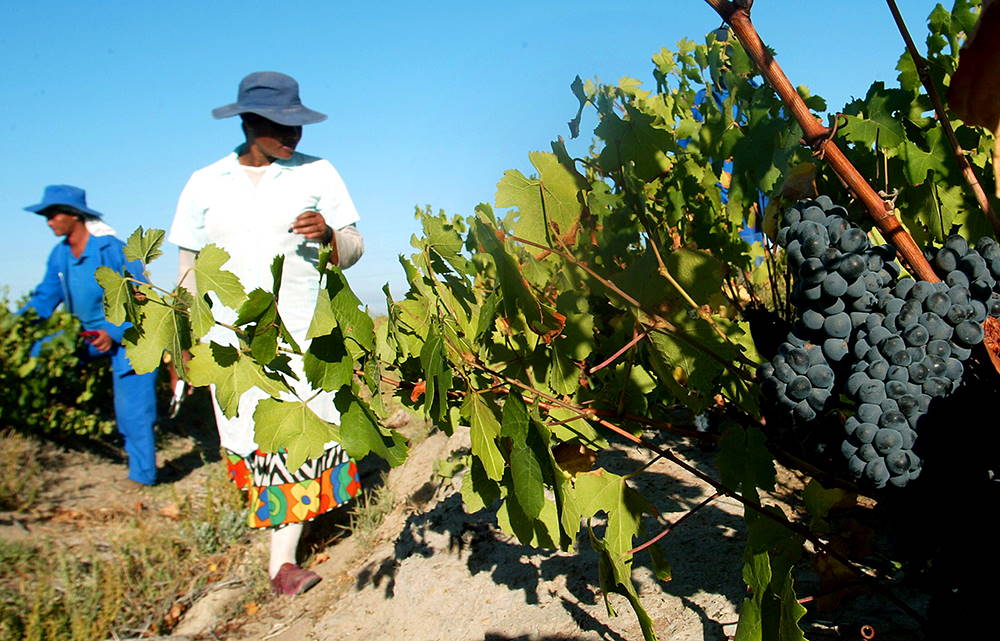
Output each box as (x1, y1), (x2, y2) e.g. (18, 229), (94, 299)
(21, 184), (159, 487)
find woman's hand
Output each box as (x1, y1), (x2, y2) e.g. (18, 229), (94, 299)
(291, 210), (333, 244)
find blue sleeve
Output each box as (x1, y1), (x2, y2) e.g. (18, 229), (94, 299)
(20, 246), (65, 319)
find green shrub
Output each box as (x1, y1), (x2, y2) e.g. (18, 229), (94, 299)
(0, 297), (115, 438)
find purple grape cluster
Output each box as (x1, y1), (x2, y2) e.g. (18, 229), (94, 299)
(758, 197), (1000, 489)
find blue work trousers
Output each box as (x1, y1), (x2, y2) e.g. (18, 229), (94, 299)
(113, 369), (158, 485)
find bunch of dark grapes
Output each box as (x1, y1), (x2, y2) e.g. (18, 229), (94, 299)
(758, 197), (1000, 489)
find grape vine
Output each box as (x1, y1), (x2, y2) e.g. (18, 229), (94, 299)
(100, 1), (996, 638)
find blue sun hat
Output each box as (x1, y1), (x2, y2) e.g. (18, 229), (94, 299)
(211, 71), (327, 126)
(23, 184), (104, 219)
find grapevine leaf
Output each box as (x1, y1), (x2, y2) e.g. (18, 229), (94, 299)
(306, 287), (336, 339)
(419, 330), (451, 424)
(303, 333), (354, 392)
(122, 290), (188, 374)
(496, 485), (559, 549)
(461, 455), (501, 513)
(95, 266), (134, 326)
(802, 480), (847, 532)
(187, 289), (215, 340)
(473, 216), (566, 340)
(253, 397), (340, 471)
(778, 575), (809, 641)
(327, 268), (374, 356)
(595, 103), (675, 182)
(462, 393), (504, 482)
(590, 528), (659, 641)
(185, 342), (287, 417)
(547, 342), (579, 396)
(496, 151), (587, 248)
(235, 288), (275, 326)
(193, 244), (246, 309)
(336, 390), (408, 467)
(270, 255), (284, 300)
(501, 395), (544, 519)
(717, 425), (776, 495)
(899, 140), (946, 185)
(734, 552), (769, 641)
(123, 227), (164, 265)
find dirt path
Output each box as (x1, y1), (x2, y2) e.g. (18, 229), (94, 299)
(224, 429), (749, 641)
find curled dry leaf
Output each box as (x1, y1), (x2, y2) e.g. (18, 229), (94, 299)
(551, 441), (598, 476)
(313, 552), (331, 564)
(409, 380), (426, 403)
(948, 0), (1000, 195)
(158, 502), (181, 520)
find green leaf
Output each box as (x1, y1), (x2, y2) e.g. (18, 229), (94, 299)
(303, 333), (354, 392)
(327, 268), (374, 356)
(235, 288), (276, 326)
(185, 342), (287, 417)
(187, 290), (215, 340)
(95, 266), (135, 326)
(501, 395), (545, 519)
(306, 287), (337, 339)
(717, 425), (775, 495)
(461, 455), (501, 513)
(419, 330), (451, 423)
(496, 485), (559, 549)
(463, 393), (505, 481)
(270, 254), (285, 299)
(496, 151), (587, 247)
(253, 397), (340, 471)
(336, 390), (408, 467)
(123, 227), (164, 265)
(194, 244), (247, 309)
(122, 290), (189, 374)
(802, 479), (847, 532)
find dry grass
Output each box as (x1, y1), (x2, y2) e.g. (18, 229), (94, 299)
(0, 431), (45, 511)
(0, 447), (264, 641)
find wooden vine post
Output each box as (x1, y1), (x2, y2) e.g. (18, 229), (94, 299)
(702, 0), (939, 283)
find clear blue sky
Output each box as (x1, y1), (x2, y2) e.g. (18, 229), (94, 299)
(0, 1), (941, 310)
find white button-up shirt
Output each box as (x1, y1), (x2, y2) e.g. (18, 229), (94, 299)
(169, 147), (362, 456)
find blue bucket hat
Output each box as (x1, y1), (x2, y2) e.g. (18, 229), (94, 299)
(24, 184), (103, 219)
(211, 71), (327, 126)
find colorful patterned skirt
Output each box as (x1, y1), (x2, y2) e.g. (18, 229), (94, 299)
(225, 445), (361, 529)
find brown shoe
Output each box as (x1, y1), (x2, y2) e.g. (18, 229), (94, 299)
(271, 563), (321, 595)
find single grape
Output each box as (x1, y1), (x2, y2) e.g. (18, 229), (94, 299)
(944, 234), (969, 257)
(865, 459), (890, 487)
(806, 364), (835, 388)
(857, 403), (882, 424)
(934, 247), (959, 273)
(823, 312), (852, 339)
(823, 272), (849, 298)
(954, 319), (984, 346)
(868, 360), (889, 381)
(885, 449), (910, 475)
(802, 309), (825, 331)
(787, 376), (812, 401)
(903, 324), (929, 347)
(854, 422), (878, 444)
(874, 428), (902, 454)
(858, 380), (887, 404)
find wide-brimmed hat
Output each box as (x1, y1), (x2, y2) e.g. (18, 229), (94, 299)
(211, 71), (327, 126)
(23, 184), (103, 219)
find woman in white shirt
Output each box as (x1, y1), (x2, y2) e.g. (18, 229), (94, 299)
(169, 71), (364, 596)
